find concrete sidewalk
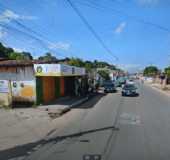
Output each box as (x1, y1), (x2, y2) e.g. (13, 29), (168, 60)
(145, 82), (170, 97)
(38, 96), (89, 118)
(0, 95), (91, 151)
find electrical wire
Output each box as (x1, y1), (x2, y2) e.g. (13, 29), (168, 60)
(66, 0), (119, 62)
(75, 0), (170, 33)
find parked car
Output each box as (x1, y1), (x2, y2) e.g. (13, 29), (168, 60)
(122, 84), (139, 96)
(116, 77), (127, 87)
(126, 79), (135, 85)
(103, 81), (116, 93)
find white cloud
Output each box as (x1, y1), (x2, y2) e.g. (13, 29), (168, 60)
(114, 22), (126, 34)
(0, 27), (7, 38)
(13, 47), (25, 52)
(48, 42), (71, 51)
(0, 9), (37, 23)
(136, 0), (159, 6)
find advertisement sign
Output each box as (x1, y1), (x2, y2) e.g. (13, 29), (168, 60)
(0, 80), (9, 93)
(34, 64), (85, 76)
(34, 64), (61, 76)
(11, 80), (36, 102)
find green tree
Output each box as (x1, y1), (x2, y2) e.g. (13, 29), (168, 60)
(165, 66), (170, 77)
(143, 66), (159, 76)
(97, 70), (110, 80)
(38, 52), (57, 61)
(0, 42), (13, 58)
(67, 57), (84, 67)
(9, 52), (25, 60)
(21, 52), (33, 60)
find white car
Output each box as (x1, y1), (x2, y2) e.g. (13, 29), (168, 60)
(126, 79), (135, 85)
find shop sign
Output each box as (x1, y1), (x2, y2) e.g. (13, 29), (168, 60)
(0, 80), (9, 93)
(34, 64), (85, 76)
(34, 64), (60, 76)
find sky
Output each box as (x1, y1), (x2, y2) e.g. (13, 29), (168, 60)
(0, 0), (170, 72)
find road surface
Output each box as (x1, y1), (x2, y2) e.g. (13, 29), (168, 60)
(2, 83), (170, 160)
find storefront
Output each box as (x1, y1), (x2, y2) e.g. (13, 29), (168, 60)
(34, 64), (86, 104)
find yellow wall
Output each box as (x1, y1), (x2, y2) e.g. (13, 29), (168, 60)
(0, 93), (12, 107)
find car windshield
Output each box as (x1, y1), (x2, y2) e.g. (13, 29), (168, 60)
(124, 84), (136, 90)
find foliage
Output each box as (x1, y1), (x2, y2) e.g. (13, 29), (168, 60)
(164, 66), (170, 77)
(0, 42), (121, 73)
(143, 66), (159, 76)
(97, 70), (110, 80)
(0, 42), (33, 60)
(66, 57), (118, 71)
(38, 52), (57, 61)
(68, 58), (85, 67)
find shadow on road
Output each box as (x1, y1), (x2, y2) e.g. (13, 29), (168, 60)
(0, 125), (119, 160)
(71, 92), (107, 109)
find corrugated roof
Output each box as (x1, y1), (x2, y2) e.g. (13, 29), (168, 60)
(0, 60), (33, 67)
(0, 59), (69, 67)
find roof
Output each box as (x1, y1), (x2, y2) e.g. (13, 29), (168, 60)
(0, 59), (62, 67)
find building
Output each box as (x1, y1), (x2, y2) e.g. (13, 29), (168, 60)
(0, 60), (86, 106)
(34, 63), (86, 104)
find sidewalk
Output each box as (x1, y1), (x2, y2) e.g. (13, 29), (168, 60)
(0, 95), (90, 151)
(145, 82), (170, 97)
(38, 96), (89, 118)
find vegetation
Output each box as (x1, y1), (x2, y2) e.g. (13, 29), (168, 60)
(67, 57), (118, 71)
(38, 52), (57, 61)
(143, 66), (159, 76)
(164, 66), (170, 77)
(97, 70), (110, 80)
(0, 43), (120, 76)
(0, 42), (33, 60)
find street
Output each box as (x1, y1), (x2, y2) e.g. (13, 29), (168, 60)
(1, 82), (170, 160)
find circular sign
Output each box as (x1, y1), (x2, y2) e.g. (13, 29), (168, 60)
(13, 82), (17, 88)
(36, 66), (43, 73)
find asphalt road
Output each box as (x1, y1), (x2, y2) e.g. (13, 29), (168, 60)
(3, 82), (170, 160)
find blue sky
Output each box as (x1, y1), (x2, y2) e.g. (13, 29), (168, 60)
(0, 0), (170, 72)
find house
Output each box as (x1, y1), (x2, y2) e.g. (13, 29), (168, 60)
(0, 60), (86, 107)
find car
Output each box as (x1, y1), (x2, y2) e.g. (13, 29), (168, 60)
(103, 82), (116, 93)
(122, 84), (139, 96)
(115, 77), (127, 87)
(126, 79), (135, 85)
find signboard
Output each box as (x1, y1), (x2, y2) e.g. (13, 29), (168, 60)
(34, 64), (85, 76)
(34, 64), (61, 76)
(0, 80), (9, 93)
(11, 80), (36, 102)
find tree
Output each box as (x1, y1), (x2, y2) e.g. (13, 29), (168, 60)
(143, 66), (159, 76)
(0, 42), (33, 60)
(22, 52), (33, 60)
(8, 51), (33, 60)
(97, 70), (110, 80)
(67, 57), (84, 67)
(165, 66), (170, 77)
(0, 42), (13, 58)
(38, 52), (57, 61)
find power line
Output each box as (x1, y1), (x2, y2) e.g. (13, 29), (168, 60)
(66, 0), (119, 61)
(0, 3), (71, 58)
(76, 0), (170, 33)
(0, 1), (118, 63)
(0, 22), (67, 58)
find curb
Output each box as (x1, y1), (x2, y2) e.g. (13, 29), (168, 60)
(145, 83), (170, 97)
(49, 93), (97, 118)
(59, 95), (91, 116)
